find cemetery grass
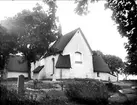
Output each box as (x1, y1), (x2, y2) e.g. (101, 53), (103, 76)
(0, 79), (84, 105)
(0, 79), (137, 105)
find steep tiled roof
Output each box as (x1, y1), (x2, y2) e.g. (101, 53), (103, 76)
(56, 54), (71, 68)
(93, 55), (111, 73)
(50, 28), (79, 52)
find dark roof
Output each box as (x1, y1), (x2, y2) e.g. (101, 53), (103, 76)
(51, 28), (79, 52)
(33, 65), (44, 73)
(7, 55), (28, 72)
(93, 55), (111, 73)
(56, 54), (71, 68)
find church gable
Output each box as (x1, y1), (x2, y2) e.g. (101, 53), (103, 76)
(62, 28), (93, 56)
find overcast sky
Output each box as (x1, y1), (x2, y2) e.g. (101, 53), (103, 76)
(0, 0), (128, 61)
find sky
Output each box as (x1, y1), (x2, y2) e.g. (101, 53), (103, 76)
(0, 0), (128, 61)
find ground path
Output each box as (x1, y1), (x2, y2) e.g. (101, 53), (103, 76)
(109, 81), (137, 103)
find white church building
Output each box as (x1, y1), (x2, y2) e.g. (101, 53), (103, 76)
(31, 28), (117, 81)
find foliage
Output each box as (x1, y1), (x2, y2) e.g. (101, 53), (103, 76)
(0, 25), (18, 69)
(93, 50), (125, 74)
(103, 54), (125, 73)
(106, 0), (137, 74)
(65, 79), (109, 105)
(74, 0), (137, 74)
(37, 90), (67, 104)
(92, 50), (104, 56)
(0, 84), (39, 105)
(105, 82), (121, 93)
(0, 2), (62, 77)
(0, 83), (67, 105)
(1, 3), (60, 62)
(74, 0), (100, 15)
(26, 80), (55, 89)
(1, 79), (137, 105)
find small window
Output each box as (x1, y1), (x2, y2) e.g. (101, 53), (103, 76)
(75, 52), (82, 63)
(97, 72), (100, 77)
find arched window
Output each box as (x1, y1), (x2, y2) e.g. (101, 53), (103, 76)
(75, 52), (82, 63)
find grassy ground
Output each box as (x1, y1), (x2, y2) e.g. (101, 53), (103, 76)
(108, 80), (137, 104)
(113, 80), (137, 88)
(0, 79), (137, 105)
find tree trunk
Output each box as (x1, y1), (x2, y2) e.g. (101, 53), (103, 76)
(125, 74), (128, 80)
(0, 55), (5, 70)
(117, 72), (119, 81)
(27, 60), (31, 79)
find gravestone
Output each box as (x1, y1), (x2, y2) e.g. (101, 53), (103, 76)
(17, 75), (24, 95)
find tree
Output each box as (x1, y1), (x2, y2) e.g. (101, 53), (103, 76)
(92, 50), (104, 56)
(93, 50), (125, 75)
(106, 0), (137, 74)
(74, 0), (137, 74)
(0, 2), (62, 78)
(103, 54), (125, 81)
(0, 25), (18, 70)
(103, 54), (125, 74)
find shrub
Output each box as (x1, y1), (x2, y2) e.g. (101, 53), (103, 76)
(105, 82), (121, 93)
(65, 79), (109, 105)
(36, 90), (68, 105)
(37, 90), (67, 101)
(26, 80), (54, 89)
(0, 84), (39, 105)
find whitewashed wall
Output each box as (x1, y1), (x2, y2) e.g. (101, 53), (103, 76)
(34, 55), (71, 79)
(62, 30), (93, 78)
(31, 60), (41, 79)
(31, 62), (35, 79)
(33, 73), (39, 80)
(93, 72), (117, 82)
(7, 72), (28, 78)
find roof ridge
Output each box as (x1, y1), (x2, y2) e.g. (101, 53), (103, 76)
(78, 28), (93, 55)
(50, 28), (80, 52)
(60, 28), (80, 49)
(63, 27), (80, 36)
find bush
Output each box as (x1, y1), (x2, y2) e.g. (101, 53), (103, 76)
(65, 79), (109, 105)
(0, 84), (39, 105)
(105, 82), (121, 93)
(26, 80), (55, 89)
(36, 90), (69, 105)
